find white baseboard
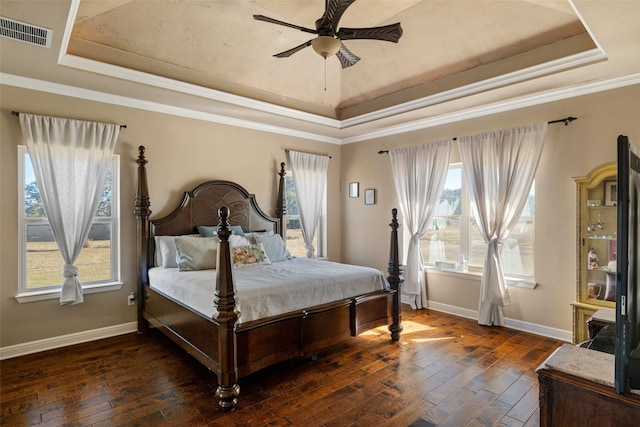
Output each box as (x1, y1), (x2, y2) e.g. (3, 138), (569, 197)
(1, 298), (572, 360)
(402, 296), (572, 342)
(0, 321), (138, 360)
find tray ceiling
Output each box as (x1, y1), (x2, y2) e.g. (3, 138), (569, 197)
(67, 0), (595, 120)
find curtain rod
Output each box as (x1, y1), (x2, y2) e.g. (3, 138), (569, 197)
(285, 148), (332, 159)
(11, 111), (127, 129)
(377, 116), (577, 154)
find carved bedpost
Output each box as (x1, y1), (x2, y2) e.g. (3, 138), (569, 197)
(135, 146), (152, 334)
(388, 208), (404, 341)
(213, 207), (240, 411)
(275, 162), (286, 237)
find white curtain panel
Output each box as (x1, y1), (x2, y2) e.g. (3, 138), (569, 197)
(287, 150), (329, 258)
(389, 140), (453, 309)
(19, 114), (120, 305)
(458, 122), (547, 326)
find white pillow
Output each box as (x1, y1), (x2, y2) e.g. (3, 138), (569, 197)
(155, 234), (200, 268)
(231, 243), (272, 268)
(229, 234), (252, 248)
(155, 235), (179, 268)
(160, 238), (178, 268)
(253, 234), (292, 262)
(154, 236), (170, 267)
(174, 236), (219, 271)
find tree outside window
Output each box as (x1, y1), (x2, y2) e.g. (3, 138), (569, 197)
(19, 146), (120, 292)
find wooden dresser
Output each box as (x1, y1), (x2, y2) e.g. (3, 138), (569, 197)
(537, 344), (640, 426)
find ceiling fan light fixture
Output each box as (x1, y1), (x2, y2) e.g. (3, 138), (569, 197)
(311, 36), (341, 58)
(255, 1), (403, 68)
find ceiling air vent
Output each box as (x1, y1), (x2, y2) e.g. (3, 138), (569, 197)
(0, 16), (52, 48)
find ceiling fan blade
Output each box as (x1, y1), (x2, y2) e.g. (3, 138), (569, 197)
(337, 23), (403, 43)
(273, 40), (313, 58)
(253, 15), (317, 34)
(336, 43), (361, 69)
(319, 0), (356, 33)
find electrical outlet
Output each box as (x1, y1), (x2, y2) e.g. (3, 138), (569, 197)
(128, 292), (136, 306)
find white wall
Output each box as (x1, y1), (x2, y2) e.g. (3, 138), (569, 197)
(0, 85), (342, 350)
(341, 84), (640, 338)
(3, 82), (638, 353)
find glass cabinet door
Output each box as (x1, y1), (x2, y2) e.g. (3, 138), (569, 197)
(573, 162), (617, 343)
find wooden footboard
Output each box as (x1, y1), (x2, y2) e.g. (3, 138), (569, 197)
(135, 146), (403, 411)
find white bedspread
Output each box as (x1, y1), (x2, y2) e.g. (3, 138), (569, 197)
(148, 257), (388, 323)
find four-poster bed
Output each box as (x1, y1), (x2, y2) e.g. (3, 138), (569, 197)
(134, 146), (403, 410)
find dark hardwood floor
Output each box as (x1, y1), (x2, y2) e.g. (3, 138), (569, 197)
(1, 307), (565, 426)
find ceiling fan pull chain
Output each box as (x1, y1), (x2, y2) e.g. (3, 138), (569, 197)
(324, 58), (327, 91)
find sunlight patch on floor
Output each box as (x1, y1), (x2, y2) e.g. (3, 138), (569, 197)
(358, 321), (438, 340)
(400, 320), (437, 333)
(409, 336), (457, 344)
(359, 329), (386, 337)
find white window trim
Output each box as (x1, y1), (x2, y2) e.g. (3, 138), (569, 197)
(15, 282), (124, 303)
(424, 266), (537, 289)
(17, 146), (122, 301)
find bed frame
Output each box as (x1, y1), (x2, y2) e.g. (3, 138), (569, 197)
(134, 146), (403, 410)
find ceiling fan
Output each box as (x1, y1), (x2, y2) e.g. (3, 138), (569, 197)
(253, 0), (403, 68)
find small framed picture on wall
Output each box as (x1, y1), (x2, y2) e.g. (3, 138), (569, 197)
(349, 182), (359, 198)
(364, 188), (376, 205)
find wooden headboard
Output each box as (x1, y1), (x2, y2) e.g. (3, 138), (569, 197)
(134, 146), (286, 272)
(150, 180), (280, 237)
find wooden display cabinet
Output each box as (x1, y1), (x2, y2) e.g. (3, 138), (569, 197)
(572, 162), (617, 343)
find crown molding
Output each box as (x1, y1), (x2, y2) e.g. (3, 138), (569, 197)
(25, 0), (627, 144)
(57, 47), (606, 133)
(341, 48), (606, 129)
(340, 73), (640, 144)
(0, 73), (341, 144)
(3, 72), (639, 145)
(58, 54), (343, 130)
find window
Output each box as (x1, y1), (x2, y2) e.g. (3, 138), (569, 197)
(420, 164), (535, 279)
(17, 146), (121, 299)
(283, 172), (326, 258)
(420, 166), (463, 267)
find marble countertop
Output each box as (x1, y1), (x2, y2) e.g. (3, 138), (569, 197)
(537, 344), (640, 395)
(536, 343), (615, 387)
(590, 307), (616, 323)
(536, 344), (640, 395)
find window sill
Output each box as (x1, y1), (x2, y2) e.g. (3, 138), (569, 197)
(15, 281), (124, 303)
(425, 266), (537, 289)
